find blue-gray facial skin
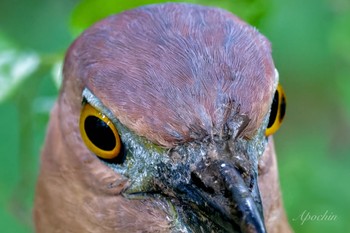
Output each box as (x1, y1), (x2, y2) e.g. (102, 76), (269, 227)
(83, 83), (272, 233)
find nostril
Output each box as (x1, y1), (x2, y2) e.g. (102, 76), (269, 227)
(190, 172), (215, 195)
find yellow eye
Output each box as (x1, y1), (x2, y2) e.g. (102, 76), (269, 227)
(79, 102), (121, 159)
(265, 84), (286, 136)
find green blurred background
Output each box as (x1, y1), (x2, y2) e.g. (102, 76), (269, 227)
(0, 0), (349, 232)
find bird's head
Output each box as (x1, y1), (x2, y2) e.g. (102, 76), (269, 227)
(57, 3), (286, 233)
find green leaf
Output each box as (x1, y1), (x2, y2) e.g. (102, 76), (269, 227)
(194, 0), (270, 26)
(70, 0), (270, 35)
(0, 50), (40, 102)
(51, 61), (63, 90)
(71, 0), (175, 35)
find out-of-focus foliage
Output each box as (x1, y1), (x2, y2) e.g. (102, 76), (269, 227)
(0, 0), (349, 233)
(264, 1), (350, 232)
(0, 49), (40, 102)
(0, 1), (77, 232)
(71, 0), (270, 35)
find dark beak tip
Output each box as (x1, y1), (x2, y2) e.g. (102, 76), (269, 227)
(242, 214), (267, 233)
(243, 224), (266, 233)
(178, 161), (267, 233)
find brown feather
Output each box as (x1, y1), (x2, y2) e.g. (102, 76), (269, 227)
(258, 139), (292, 233)
(63, 3), (275, 147)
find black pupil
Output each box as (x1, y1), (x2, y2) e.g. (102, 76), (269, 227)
(279, 94), (286, 123)
(84, 116), (116, 151)
(267, 90), (279, 128)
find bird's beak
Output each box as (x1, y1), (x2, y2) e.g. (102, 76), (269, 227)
(180, 160), (265, 233)
(159, 143), (267, 233)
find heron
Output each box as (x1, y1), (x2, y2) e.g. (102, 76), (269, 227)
(34, 3), (291, 233)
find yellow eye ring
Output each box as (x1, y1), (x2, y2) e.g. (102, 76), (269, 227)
(79, 102), (121, 159)
(265, 84), (286, 136)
